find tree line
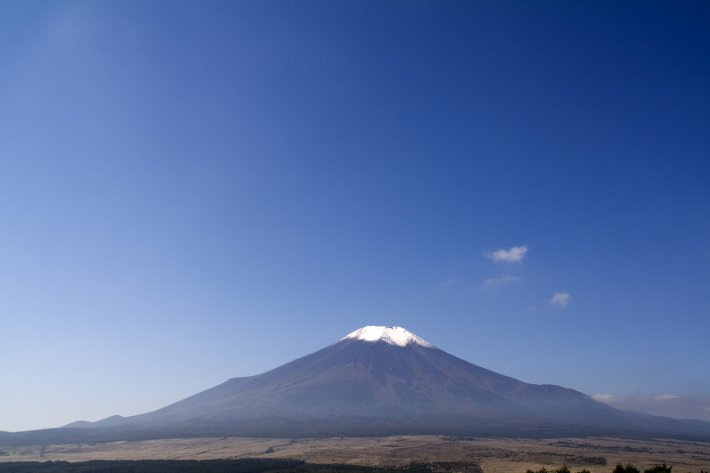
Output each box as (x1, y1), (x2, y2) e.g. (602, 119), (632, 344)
(527, 463), (696, 473)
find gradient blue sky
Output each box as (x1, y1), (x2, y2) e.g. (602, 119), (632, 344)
(1, 0), (709, 432)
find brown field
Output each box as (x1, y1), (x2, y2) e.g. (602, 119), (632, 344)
(1, 436), (709, 472)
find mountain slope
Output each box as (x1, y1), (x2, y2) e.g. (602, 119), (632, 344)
(5, 326), (710, 442)
(76, 326), (710, 438)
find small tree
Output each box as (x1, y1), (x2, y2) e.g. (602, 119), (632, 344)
(613, 464), (640, 473)
(644, 464), (672, 473)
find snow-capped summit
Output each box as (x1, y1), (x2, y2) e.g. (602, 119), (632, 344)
(341, 325), (433, 347)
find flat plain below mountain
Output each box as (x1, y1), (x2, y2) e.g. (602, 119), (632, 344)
(1, 435), (709, 473)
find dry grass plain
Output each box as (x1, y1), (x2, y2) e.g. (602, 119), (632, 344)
(1, 436), (709, 473)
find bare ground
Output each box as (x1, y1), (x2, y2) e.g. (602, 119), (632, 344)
(1, 436), (709, 472)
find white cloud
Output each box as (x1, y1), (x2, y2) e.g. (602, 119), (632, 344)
(549, 292), (571, 307)
(486, 245), (528, 262)
(483, 275), (521, 289)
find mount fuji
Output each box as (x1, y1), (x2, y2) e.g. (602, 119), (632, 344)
(4, 326), (710, 443)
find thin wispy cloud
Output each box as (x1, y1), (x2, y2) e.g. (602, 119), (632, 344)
(438, 278), (457, 289)
(591, 393), (617, 403)
(483, 275), (521, 289)
(486, 245), (528, 262)
(592, 393), (710, 422)
(654, 394), (680, 401)
(549, 292), (571, 307)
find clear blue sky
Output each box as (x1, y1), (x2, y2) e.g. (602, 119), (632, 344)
(1, 0), (709, 432)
